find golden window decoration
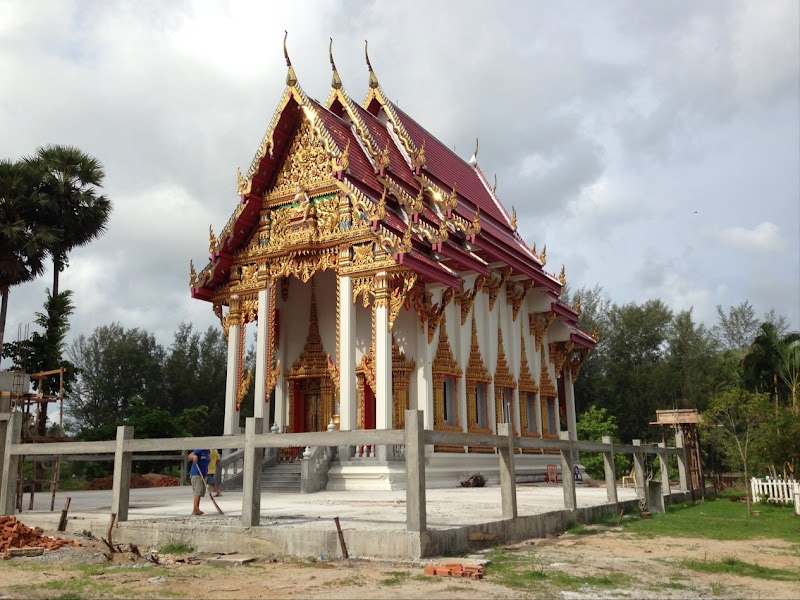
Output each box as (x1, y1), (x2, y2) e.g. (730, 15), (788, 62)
(465, 315), (492, 434)
(493, 323), (517, 432)
(431, 313), (462, 433)
(518, 328), (540, 440)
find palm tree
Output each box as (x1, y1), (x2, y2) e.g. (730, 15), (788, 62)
(28, 145), (111, 297)
(744, 322), (800, 408)
(0, 159), (61, 354)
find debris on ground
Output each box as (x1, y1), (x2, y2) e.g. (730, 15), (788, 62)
(423, 562), (484, 579)
(85, 473), (179, 490)
(0, 516), (80, 559)
(460, 473), (486, 487)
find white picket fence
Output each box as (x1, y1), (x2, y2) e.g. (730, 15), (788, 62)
(751, 477), (800, 514)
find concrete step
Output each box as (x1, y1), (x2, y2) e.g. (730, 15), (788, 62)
(260, 462), (301, 493)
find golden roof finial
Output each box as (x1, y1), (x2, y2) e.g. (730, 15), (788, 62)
(365, 40), (379, 89)
(510, 206), (517, 231)
(575, 295), (582, 315)
(189, 260), (196, 288)
(329, 37), (342, 90)
(284, 31), (297, 87)
(540, 244), (547, 266)
(469, 137), (479, 166)
(559, 264), (566, 286)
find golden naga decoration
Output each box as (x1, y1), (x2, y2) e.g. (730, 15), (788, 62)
(236, 167), (253, 196)
(445, 182), (459, 212)
(411, 139), (426, 172)
(570, 347), (590, 383)
(549, 342), (570, 376)
(492, 174), (498, 193)
(377, 140), (391, 172)
(331, 140), (350, 178)
(427, 287), (454, 343)
(209, 225), (219, 255)
(510, 206), (517, 231)
(388, 273), (417, 330)
(237, 367), (252, 410)
(352, 275), (375, 307)
(459, 275), (485, 325)
(266, 358), (281, 397)
(267, 249), (338, 283)
(540, 244), (547, 266)
(189, 260), (196, 288)
(559, 264), (566, 286)
(591, 326), (600, 341)
(531, 242), (537, 256)
(483, 266), (512, 311)
(574, 295), (582, 316)
(506, 280), (531, 322)
(529, 310), (556, 352)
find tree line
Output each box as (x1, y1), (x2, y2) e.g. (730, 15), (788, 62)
(569, 286), (799, 482)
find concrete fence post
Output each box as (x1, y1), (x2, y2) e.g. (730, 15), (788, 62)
(675, 431), (689, 492)
(0, 412), (22, 516)
(111, 426), (134, 522)
(242, 417), (264, 527)
(180, 450), (187, 486)
(559, 431), (577, 510)
(632, 439), (645, 501)
(405, 409), (426, 532)
(497, 423), (517, 519)
(658, 442), (671, 498)
(601, 435), (618, 504)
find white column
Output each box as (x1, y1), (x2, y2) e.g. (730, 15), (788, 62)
(339, 276), (357, 430)
(416, 318), (433, 430)
(510, 309), (522, 436)
(274, 290), (286, 431)
(223, 298), (242, 436)
(253, 282), (270, 420)
(486, 299), (498, 434)
(455, 305), (468, 435)
(565, 365), (579, 462)
(375, 273), (392, 429)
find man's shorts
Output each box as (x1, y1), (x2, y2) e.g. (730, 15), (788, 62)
(191, 475), (206, 496)
(207, 473), (216, 485)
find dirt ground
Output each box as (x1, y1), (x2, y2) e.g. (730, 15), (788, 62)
(0, 526), (797, 599)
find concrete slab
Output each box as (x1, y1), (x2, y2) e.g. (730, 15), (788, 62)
(205, 554), (256, 566)
(11, 484), (642, 560)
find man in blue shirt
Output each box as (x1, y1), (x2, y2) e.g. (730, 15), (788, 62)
(188, 449), (210, 515)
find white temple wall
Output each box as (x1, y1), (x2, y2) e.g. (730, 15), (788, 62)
(281, 277), (310, 375)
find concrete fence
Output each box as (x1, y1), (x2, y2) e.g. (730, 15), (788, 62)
(0, 410), (689, 533)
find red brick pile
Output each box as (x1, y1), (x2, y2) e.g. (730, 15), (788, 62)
(151, 475), (179, 487)
(0, 516), (80, 559)
(423, 562), (484, 579)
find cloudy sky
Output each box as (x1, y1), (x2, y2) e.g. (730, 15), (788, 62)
(1, 0), (798, 359)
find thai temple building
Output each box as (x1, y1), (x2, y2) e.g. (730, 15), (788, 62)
(189, 37), (596, 489)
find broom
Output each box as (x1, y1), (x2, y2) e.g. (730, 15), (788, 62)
(199, 470), (224, 515)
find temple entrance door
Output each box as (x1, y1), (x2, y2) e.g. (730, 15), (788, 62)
(364, 384), (376, 430)
(303, 378), (324, 432)
(291, 381), (304, 433)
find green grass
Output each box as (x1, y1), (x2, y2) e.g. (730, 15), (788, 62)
(680, 556), (800, 581)
(380, 570), (411, 586)
(324, 574), (367, 587)
(484, 548), (633, 591)
(621, 492), (800, 544)
(160, 540), (195, 554)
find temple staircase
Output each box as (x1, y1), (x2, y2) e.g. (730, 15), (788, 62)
(261, 462), (301, 493)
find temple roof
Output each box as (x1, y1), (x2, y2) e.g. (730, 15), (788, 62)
(191, 38), (589, 334)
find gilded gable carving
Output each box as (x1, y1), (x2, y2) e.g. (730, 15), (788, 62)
(269, 117), (335, 198)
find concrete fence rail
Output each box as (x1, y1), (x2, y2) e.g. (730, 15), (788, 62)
(1, 410), (690, 534)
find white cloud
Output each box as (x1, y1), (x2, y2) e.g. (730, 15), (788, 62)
(712, 221), (785, 255)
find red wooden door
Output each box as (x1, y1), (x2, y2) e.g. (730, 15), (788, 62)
(364, 384), (376, 430)
(292, 380), (304, 433)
